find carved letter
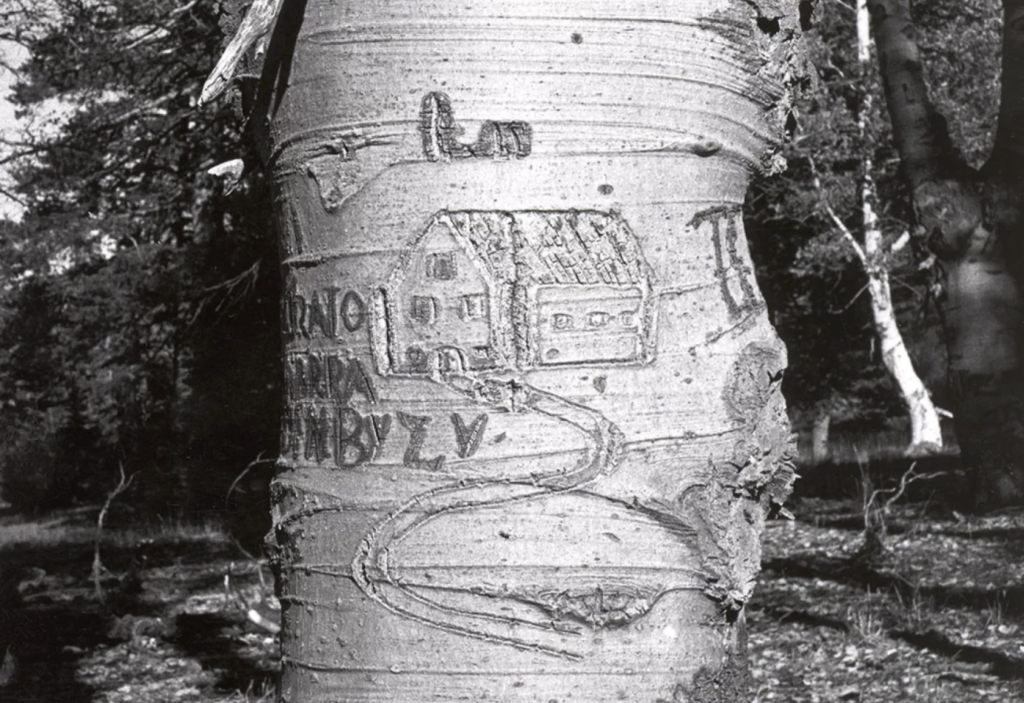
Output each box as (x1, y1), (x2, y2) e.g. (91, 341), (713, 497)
(344, 357), (377, 404)
(397, 411), (445, 471)
(451, 413), (488, 459)
(306, 353), (327, 399)
(336, 406), (372, 467)
(281, 406), (302, 460)
(304, 407), (333, 462)
(369, 413), (393, 448)
(307, 290), (335, 338)
(689, 205), (759, 319)
(340, 290), (366, 332)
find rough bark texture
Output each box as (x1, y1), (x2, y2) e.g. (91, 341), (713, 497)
(214, 1), (802, 700)
(870, 0), (1024, 506)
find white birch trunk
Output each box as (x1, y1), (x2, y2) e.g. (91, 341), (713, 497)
(861, 194), (944, 452)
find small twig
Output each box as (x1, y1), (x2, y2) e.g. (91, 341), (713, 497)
(225, 453), (277, 560)
(828, 282), (870, 314)
(866, 461), (947, 516)
(92, 464), (138, 602)
(808, 156), (868, 266)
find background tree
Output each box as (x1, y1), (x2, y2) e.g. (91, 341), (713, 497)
(748, 0), (952, 462)
(867, 0), (1022, 506)
(0, 0), (280, 529)
(747, 0), (1013, 477)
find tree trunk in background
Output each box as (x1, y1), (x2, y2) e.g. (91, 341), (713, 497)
(811, 403), (832, 465)
(210, 1), (801, 700)
(869, 0), (1024, 506)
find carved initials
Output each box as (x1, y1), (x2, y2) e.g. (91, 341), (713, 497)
(304, 407), (333, 462)
(287, 354), (377, 404)
(283, 404), (391, 468)
(420, 92), (532, 162)
(689, 205), (758, 319)
(450, 413), (488, 458)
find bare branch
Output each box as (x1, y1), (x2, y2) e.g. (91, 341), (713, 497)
(808, 156), (868, 264)
(92, 463), (138, 602)
(865, 461), (947, 516)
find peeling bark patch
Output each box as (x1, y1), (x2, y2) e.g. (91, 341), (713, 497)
(524, 585), (659, 628)
(723, 342), (784, 426)
(673, 653), (753, 703)
(756, 16), (781, 35)
(698, 0), (810, 174)
(671, 341), (795, 611)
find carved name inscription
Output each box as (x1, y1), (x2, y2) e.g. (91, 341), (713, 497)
(283, 351), (490, 468)
(282, 403), (392, 467)
(282, 353), (387, 467)
(285, 352), (377, 404)
(420, 92), (532, 161)
(282, 287), (366, 341)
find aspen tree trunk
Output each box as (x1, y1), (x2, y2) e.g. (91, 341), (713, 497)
(855, 0), (942, 455)
(208, 1), (801, 700)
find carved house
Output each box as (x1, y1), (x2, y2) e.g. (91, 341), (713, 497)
(378, 210), (654, 376)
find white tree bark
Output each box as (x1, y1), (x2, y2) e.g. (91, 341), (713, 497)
(861, 200), (944, 453)
(811, 401), (831, 465)
(209, 1), (804, 700)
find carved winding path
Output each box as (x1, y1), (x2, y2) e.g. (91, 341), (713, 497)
(351, 369), (624, 659)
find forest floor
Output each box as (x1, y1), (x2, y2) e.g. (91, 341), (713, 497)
(0, 463), (1022, 702)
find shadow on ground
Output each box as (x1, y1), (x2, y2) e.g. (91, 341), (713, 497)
(171, 612), (279, 694)
(0, 604), (105, 703)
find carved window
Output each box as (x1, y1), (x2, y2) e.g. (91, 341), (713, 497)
(426, 252), (457, 280)
(405, 346), (427, 371)
(552, 313), (574, 331)
(459, 294), (487, 321)
(410, 296), (439, 324)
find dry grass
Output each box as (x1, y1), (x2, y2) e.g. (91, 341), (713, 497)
(0, 505), (228, 551)
(794, 420), (960, 467)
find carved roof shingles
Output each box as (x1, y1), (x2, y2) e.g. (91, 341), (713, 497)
(440, 211), (646, 288)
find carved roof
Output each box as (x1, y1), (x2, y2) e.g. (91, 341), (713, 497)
(438, 210), (648, 288)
